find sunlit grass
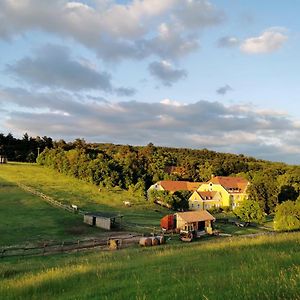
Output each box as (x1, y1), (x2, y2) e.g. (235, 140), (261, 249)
(0, 163), (169, 246)
(0, 232), (299, 299)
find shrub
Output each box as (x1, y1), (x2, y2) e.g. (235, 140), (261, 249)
(274, 200), (300, 231)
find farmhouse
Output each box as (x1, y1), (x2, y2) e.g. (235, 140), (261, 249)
(189, 191), (222, 210)
(83, 212), (123, 230)
(148, 180), (202, 193)
(195, 176), (249, 209)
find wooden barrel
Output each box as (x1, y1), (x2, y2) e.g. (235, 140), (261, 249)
(139, 237), (152, 247)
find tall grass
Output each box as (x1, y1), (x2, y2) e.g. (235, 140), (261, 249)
(0, 233), (299, 299)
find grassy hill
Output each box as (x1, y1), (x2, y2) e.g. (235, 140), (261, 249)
(0, 163), (169, 246)
(0, 232), (299, 300)
(0, 163), (299, 299)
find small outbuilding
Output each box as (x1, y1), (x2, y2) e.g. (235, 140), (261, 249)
(83, 212), (123, 230)
(176, 210), (215, 233)
(161, 210), (215, 234)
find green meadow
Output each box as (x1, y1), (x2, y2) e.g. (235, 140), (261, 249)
(0, 233), (299, 300)
(0, 163), (299, 299)
(0, 163), (168, 246)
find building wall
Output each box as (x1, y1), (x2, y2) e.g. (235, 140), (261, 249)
(188, 191), (222, 210)
(198, 183), (248, 208)
(188, 191), (204, 210)
(84, 215), (94, 226)
(95, 217), (111, 230)
(176, 214), (187, 230)
(198, 183), (231, 207)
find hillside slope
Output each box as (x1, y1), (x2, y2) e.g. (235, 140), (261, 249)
(0, 232), (299, 300)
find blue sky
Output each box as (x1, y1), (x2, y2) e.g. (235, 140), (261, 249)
(0, 0), (300, 163)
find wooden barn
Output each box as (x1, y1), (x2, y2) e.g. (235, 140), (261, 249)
(0, 155), (7, 164)
(176, 211), (215, 233)
(161, 210), (215, 234)
(83, 212), (123, 230)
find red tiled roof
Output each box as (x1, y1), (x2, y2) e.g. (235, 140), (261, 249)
(208, 176), (249, 193)
(159, 180), (203, 192)
(177, 210), (215, 222)
(197, 191), (217, 200)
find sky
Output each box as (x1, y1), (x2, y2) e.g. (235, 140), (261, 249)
(0, 0), (300, 164)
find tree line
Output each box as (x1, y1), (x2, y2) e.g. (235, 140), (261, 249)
(1, 133), (300, 226)
(0, 133), (53, 162)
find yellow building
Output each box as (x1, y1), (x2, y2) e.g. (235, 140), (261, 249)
(189, 176), (249, 209)
(189, 191), (222, 210)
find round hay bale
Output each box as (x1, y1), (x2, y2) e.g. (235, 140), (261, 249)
(151, 237), (159, 246)
(109, 239), (119, 250)
(139, 237), (152, 247)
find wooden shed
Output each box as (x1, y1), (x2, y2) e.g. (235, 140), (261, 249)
(0, 155), (7, 164)
(175, 210), (215, 233)
(83, 212), (123, 230)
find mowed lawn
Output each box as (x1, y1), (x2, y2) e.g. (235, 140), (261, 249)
(0, 163), (169, 246)
(0, 232), (299, 300)
(0, 178), (101, 246)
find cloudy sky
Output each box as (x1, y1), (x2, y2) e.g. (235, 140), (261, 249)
(1, 0), (300, 163)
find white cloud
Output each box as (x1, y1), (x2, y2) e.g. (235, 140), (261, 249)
(0, 0), (224, 61)
(2, 87), (300, 163)
(240, 28), (288, 54)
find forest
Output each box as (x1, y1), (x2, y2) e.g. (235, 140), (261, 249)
(1, 133), (300, 218)
(0, 133), (53, 162)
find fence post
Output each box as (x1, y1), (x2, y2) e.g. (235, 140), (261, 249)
(61, 241), (64, 253)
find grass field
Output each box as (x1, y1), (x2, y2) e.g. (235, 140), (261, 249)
(0, 232), (299, 300)
(0, 178), (102, 246)
(0, 163), (169, 246)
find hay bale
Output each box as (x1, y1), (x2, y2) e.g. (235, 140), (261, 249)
(109, 239), (119, 250)
(151, 237), (159, 246)
(139, 237), (152, 247)
(157, 235), (165, 244)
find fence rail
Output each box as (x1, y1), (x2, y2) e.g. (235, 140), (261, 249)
(0, 235), (142, 259)
(17, 183), (86, 215)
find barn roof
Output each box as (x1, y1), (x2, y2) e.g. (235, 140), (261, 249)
(84, 212), (123, 219)
(208, 176), (249, 193)
(159, 180), (203, 192)
(176, 210), (215, 223)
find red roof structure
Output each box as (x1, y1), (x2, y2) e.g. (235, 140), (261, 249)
(209, 176), (249, 193)
(159, 180), (203, 192)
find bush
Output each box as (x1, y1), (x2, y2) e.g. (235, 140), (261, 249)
(234, 199), (265, 224)
(274, 200), (300, 231)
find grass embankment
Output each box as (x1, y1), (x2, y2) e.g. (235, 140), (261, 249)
(0, 232), (299, 300)
(0, 163), (169, 246)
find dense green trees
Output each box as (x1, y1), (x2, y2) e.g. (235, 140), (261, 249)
(0, 133), (53, 162)
(4, 133), (300, 214)
(234, 200), (265, 224)
(274, 200), (300, 231)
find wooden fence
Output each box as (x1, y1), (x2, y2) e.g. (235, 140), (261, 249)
(17, 183), (86, 215)
(0, 235), (142, 259)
